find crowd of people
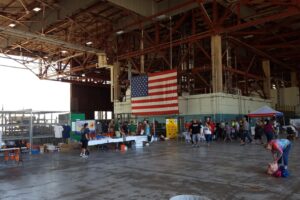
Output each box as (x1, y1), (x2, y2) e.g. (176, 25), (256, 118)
(184, 116), (284, 147)
(80, 117), (295, 175)
(80, 119), (158, 158)
(184, 116), (295, 176)
(106, 120), (155, 141)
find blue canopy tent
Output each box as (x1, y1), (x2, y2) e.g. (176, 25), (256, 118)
(248, 106), (283, 118)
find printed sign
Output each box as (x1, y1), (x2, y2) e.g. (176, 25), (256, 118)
(75, 120), (96, 136)
(166, 119), (178, 139)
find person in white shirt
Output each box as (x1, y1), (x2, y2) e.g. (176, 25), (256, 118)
(203, 122), (212, 146)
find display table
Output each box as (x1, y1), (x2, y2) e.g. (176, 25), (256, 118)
(88, 136), (148, 148)
(0, 147), (27, 163)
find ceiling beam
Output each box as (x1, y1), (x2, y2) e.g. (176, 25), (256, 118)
(0, 26), (103, 54)
(227, 36), (294, 71)
(107, 0), (157, 17)
(28, 0), (100, 33)
(112, 0), (198, 33)
(196, 0), (214, 30)
(118, 6), (300, 60)
(108, 0), (198, 18)
(1, 0), (102, 50)
(221, 7), (300, 33)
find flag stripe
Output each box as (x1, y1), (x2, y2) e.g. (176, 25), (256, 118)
(132, 106), (179, 113)
(131, 110), (179, 116)
(132, 93), (177, 101)
(148, 76), (177, 84)
(149, 89), (178, 96)
(148, 79), (177, 87)
(149, 86), (177, 93)
(132, 103), (178, 110)
(131, 96), (178, 104)
(148, 69), (177, 77)
(131, 100), (178, 107)
(148, 83), (177, 90)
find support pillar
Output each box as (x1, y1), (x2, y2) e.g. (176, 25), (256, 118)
(211, 35), (223, 93)
(291, 72), (297, 87)
(262, 59), (271, 99)
(113, 62), (121, 101)
(225, 40), (232, 91)
(140, 30), (144, 73)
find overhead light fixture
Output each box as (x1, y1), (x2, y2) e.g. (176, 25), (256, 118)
(33, 7), (41, 12)
(86, 41), (93, 45)
(155, 14), (167, 21)
(82, 73), (85, 77)
(243, 34), (254, 39)
(8, 23), (16, 28)
(61, 50), (68, 54)
(116, 30), (124, 35)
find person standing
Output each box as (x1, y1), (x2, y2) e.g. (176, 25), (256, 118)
(128, 121), (137, 135)
(189, 119), (201, 147)
(264, 119), (274, 143)
(254, 120), (264, 144)
(203, 122), (212, 146)
(144, 120), (151, 143)
(108, 120), (114, 133)
(265, 139), (291, 170)
(224, 122), (232, 142)
(80, 123), (90, 158)
(273, 119), (280, 139)
(235, 119), (240, 139)
(241, 117), (252, 145)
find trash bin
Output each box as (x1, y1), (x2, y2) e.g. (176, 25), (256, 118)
(170, 195), (210, 200)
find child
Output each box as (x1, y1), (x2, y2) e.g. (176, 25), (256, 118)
(224, 122), (232, 142)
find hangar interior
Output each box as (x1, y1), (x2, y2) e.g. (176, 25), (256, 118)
(1, 1), (300, 200)
(0, 0), (299, 121)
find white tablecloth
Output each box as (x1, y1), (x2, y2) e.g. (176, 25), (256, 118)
(88, 136), (148, 147)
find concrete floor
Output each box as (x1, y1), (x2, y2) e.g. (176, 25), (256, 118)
(0, 140), (299, 200)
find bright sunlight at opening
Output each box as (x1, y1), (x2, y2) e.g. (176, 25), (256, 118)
(0, 55), (70, 111)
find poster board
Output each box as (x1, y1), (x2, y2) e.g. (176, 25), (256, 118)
(166, 119), (178, 139)
(74, 120), (96, 137)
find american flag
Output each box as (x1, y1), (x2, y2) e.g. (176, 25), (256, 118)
(131, 69), (179, 116)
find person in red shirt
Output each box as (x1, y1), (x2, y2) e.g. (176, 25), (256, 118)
(206, 117), (215, 139)
(264, 119), (275, 142)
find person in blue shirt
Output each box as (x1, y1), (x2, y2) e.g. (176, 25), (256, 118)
(144, 120), (151, 142)
(80, 123), (90, 158)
